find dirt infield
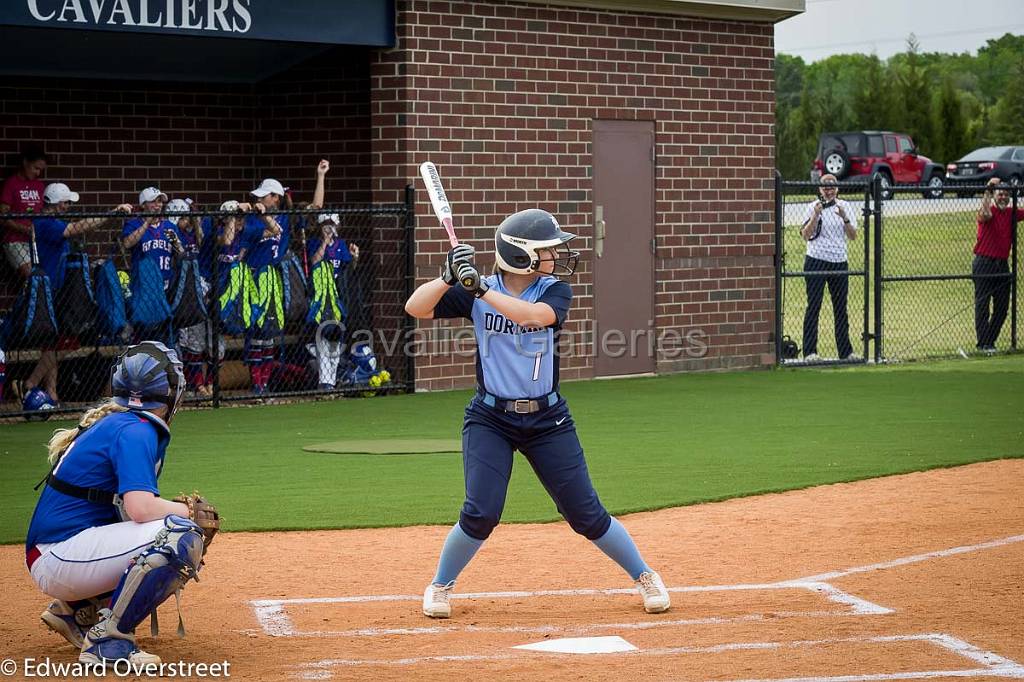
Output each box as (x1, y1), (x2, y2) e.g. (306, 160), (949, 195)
(2, 459), (1022, 681)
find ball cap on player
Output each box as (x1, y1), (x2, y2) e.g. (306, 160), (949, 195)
(251, 178), (288, 198)
(219, 199), (240, 212)
(138, 186), (168, 204)
(43, 183), (80, 204)
(317, 213), (340, 225)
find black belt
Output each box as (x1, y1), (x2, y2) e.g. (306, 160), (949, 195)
(478, 390), (559, 414)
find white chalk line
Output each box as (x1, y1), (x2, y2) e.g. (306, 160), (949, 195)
(267, 611), (852, 640)
(292, 633), (1024, 678)
(254, 533), (1024, 638)
(251, 582), (889, 638)
(791, 534), (1024, 583)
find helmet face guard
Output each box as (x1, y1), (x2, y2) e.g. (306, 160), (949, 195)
(111, 341), (185, 422)
(533, 241), (580, 279)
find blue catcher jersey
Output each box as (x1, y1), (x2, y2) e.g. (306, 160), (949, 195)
(26, 412), (170, 550)
(433, 274), (572, 398)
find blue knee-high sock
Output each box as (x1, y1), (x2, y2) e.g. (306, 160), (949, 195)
(432, 523), (485, 586)
(591, 517), (651, 580)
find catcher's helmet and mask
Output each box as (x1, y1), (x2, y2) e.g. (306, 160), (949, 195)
(494, 209), (579, 278)
(111, 341), (185, 422)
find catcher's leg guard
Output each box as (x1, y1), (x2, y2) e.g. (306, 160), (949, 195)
(81, 515), (204, 660)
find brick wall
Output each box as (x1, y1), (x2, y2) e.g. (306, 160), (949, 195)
(370, 0), (777, 391)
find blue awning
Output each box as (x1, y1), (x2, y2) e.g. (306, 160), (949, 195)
(2, 1), (394, 46)
(0, 1), (393, 82)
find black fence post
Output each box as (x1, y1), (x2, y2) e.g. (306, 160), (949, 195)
(862, 179), (871, 361)
(210, 238), (221, 409)
(774, 170), (783, 366)
(404, 183), (417, 393)
(872, 174), (884, 363)
(1012, 187), (1019, 350)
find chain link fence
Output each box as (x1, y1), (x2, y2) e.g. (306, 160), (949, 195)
(0, 189), (414, 419)
(776, 173), (1020, 365)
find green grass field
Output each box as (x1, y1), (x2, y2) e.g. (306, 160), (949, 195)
(2, 356), (1021, 545)
(781, 204), (1021, 359)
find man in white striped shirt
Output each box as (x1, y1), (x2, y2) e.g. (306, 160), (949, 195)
(799, 174), (859, 361)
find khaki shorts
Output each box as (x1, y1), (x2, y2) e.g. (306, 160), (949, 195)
(3, 241), (31, 271)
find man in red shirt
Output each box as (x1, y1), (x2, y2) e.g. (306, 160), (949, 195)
(973, 176), (1021, 352)
(0, 147), (48, 279)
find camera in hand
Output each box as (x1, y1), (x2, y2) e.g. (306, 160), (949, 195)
(820, 198), (836, 208)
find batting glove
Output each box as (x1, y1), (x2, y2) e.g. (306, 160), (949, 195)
(442, 244), (475, 285)
(456, 261), (489, 298)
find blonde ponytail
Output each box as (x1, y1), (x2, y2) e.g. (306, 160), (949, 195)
(46, 401), (128, 465)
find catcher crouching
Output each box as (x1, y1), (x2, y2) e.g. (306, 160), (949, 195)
(24, 341), (220, 666)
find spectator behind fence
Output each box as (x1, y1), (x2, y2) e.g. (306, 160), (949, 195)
(20, 183), (131, 405)
(973, 177), (1022, 353)
(122, 187), (177, 286)
(799, 174), (860, 362)
(0, 146), (48, 279)
(240, 161), (328, 395)
(167, 198), (220, 397)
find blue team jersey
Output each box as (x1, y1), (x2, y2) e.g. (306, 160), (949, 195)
(122, 218), (178, 283)
(26, 411), (170, 550)
(32, 217), (69, 290)
(242, 213), (289, 270)
(433, 274), (572, 398)
(307, 237), (351, 278)
(176, 223), (203, 259)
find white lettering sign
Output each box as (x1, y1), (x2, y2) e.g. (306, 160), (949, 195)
(25, 0), (252, 33)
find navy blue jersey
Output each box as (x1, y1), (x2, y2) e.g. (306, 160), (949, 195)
(26, 412), (170, 549)
(242, 214), (290, 270)
(307, 237), (352, 278)
(123, 218), (178, 283)
(434, 274), (572, 398)
(176, 223), (203, 259)
(32, 217), (69, 290)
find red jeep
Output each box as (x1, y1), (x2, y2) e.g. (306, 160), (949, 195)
(811, 131), (946, 199)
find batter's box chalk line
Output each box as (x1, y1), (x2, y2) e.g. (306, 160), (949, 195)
(291, 633), (1024, 678)
(250, 581), (889, 639)
(251, 534), (1024, 639)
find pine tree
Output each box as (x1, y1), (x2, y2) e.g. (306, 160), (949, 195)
(989, 57), (1024, 144)
(852, 56), (894, 130)
(933, 77), (968, 163)
(897, 35), (935, 153)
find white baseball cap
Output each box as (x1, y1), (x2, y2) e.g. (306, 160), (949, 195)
(317, 213), (340, 225)
(251, 178), (287, 198)
(139, 187), (168, 204)
(219, 199), (240, 212)
(165, 198), (192, 215)
(43, 183), (80, 204)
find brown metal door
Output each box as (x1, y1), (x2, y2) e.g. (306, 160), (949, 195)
(592, 120), (656, 376)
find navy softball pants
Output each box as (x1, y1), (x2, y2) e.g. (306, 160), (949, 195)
(458, 396), (612, 542)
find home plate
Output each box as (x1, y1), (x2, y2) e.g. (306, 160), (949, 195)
(513, 636), (638, 654)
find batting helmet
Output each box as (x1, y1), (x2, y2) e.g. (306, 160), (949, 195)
(494, 209), (579, 277)
(23, 387), (57, 421)
(111, 341), (185, 421)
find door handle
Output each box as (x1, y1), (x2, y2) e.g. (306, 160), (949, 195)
(595, 205), (605, 258)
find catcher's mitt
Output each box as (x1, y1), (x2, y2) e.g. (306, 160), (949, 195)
(174, 492), (220, 550)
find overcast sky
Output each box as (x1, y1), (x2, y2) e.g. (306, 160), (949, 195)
(774, 0), (1024, 62)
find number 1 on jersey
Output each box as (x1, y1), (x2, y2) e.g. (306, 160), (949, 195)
(532, 351), (542, 381)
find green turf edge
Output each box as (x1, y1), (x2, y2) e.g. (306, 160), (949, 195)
(127, 454), (1018, 539)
